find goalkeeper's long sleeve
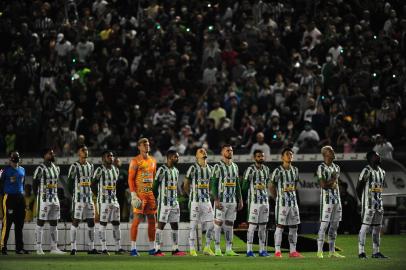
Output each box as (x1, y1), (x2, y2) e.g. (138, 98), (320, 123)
(210, 176), (219, 200)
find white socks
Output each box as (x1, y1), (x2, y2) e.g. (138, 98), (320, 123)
(189, 221), (198, 250)
(317, 222), (329, 252)
(247, 224), (257, 252)
(214, 224), (221, 250)
(88, 225), (95, 250)
(328, 222), (339, 252)
(288, 227), (298, 253)
(50, 225), (58, 249)
(358, 224), (369, 254)
(35, 225), (43, 250)
(258, 224), (267, 252)
(171, 230), (179, 250)
(223, 225), (233, 251)
(131, 241), (137, 250)
(155, 229), (163, 250)
(205, 221), (214, 248)
(113, 225), (121, 251)
(70, 225), (77, 250)
(99, 224), (107, 250)
(274, 227), (283, 252)
(372, 226), (381, 254)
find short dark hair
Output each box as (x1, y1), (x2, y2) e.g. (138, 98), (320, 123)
(366, 151), (378, 163)
(102, 150), (113, 157)
(41, 147), (53, 157)
(221, 144), (232, 150)
(8, 150), (18, 157)
(77, 144), (87, 152)
(253, 149), (263, 156)
(281, 147), (293, 156)
(166, 150), (178, 157)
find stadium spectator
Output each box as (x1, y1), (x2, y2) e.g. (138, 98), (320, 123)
(0, 0), (404, 159)
(250, 132), (271, 158)
(373, 134), (394, 159)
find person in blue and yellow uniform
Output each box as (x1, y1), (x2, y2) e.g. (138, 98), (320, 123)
(0, 151), (29, 255)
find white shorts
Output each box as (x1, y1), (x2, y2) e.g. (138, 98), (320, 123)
(214, 202), (237, 222)
(248, 203), (269, 224)
(73, 202), (95, 220)
(38, 201), (60, 221)
(158, 204), (180, 223)
(98, 203), (120, 223)
(275, 205), (300, 226)
(320, 203), (342, 222)
(190, 201), (214, 222)
(362, 208), (383, 226)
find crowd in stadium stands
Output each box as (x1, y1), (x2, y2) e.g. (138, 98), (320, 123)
(0, 0), (405, 157)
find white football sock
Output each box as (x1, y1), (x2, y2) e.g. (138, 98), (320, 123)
(317, 221), (329, 252)
(247, 224), (257, 252)
(258, 224), (267, 252)
(274, 227), (283, 252)
(288, 227), (298, 253)
(358, 224), (369, 254)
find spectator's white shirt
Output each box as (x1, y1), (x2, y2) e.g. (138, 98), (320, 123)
(297, 129), (320, 142)
(153, 110), (177, 127)
(373, 142), (394, 159)
(92, 0), (108, 18)
(302, 27), (322, 49)
(250, 142), (271, 158)
(76, 41), (94, 62)
(169, 143), (186, 155)
(55, 41), (73, 57)
(328, 45), (343, 62)
(202, 67), (218, 86)
(303, 108), (317, 122)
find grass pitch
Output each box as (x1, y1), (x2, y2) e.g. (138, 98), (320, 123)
(1, 235), (405, 270)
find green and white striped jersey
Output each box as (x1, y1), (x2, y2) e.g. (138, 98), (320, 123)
(359, 165), (385, 210)
(155, 165), (179, 207)
(211, 161), (240, 203)
(33, 163), (60, 203)
(68, 161), (94, 203)
(93, 165), (119, 204)
(243, 164), (270, 205)
(186, 163), (212, 203)
(271, 165), (299, 207)
(317, 162), (341, 205)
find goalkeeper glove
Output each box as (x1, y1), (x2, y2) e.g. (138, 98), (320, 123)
(131, 192), (142, 209)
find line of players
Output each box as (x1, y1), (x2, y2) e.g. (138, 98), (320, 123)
(27, 138), (388, 259)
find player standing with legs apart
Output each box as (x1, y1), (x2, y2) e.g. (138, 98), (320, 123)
(92, 151), (126, 255)
(243, 150), (271, 257)
(211, 144), (243, 256)
(270, 148), (303, 258)
(357, 151), (388, 259)
(128, 138), (157, 256)
(316, 146), (345, 258)
(152, 150), (186, 256)
(184, 148), (215, 256)
(68, 145), (99, 255)
(33, 148), (65, 255)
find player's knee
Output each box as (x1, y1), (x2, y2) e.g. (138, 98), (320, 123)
(225, 220), (233, 227)
(112, 221), (120, 226)
(37, 219), (45, 227)
(72, 219), (80, 227)
(170, 222), (178, 230)
(87, 219), (95, 227)
(214, 220), (223, 227)
(49, 220), (57, 226)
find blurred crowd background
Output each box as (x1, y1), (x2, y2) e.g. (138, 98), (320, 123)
(0, 0), (405, 160)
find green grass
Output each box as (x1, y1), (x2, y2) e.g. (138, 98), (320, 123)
(2, 235), (406, 270)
